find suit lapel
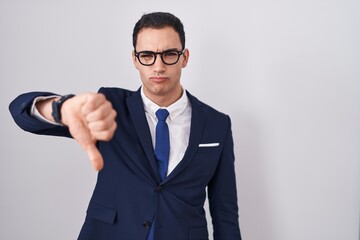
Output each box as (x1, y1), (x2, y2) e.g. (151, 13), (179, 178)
(126, 90), (161, 183)
(164, 91), (207, 183)
(125, 89), (207, 184)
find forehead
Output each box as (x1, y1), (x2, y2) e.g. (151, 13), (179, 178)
(136, 26), (182, 51)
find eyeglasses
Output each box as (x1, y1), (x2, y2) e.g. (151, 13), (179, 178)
(134, 49), (184, 66)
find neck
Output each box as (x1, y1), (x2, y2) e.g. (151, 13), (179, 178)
(145, 88), (183, 107)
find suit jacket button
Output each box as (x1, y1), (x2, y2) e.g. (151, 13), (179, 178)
(155, 186), (164, 192)
(143, 221), (151, 228)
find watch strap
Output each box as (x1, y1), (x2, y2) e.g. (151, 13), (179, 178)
(51, 94), (75, 124)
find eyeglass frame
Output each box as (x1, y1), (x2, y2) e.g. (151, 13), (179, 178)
(134, 48), (185, 66)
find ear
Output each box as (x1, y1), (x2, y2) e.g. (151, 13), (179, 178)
(181, 48), (190, 68)
(132, 51), (139, 70)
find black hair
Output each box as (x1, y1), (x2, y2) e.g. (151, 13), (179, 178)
(132, 12), (185, 50)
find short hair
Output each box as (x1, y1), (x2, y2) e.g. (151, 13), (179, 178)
(132, 12), (185, 50)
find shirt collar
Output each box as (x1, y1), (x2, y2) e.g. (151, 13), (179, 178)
(141, 86), (189, 120)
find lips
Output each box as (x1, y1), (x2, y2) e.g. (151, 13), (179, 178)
(150, 76), (169, 83)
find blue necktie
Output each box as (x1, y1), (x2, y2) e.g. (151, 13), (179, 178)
(154, 109), (170, 181)
(148, 109), (170, 240)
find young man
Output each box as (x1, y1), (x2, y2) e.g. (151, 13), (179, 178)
(9, 12), (241, 240)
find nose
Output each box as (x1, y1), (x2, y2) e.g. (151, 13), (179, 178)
(153, 55), (166, 72)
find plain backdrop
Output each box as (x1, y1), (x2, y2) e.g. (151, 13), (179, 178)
(0, 0), (359, 239)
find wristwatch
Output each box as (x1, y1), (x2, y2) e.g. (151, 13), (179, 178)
(51, 94), (75, 123)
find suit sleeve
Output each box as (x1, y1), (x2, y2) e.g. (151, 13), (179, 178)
(9, 91), (72, 138)
(207, 116), (242, 240)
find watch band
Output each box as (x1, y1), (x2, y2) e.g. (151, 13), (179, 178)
(51, 94), (75, 124)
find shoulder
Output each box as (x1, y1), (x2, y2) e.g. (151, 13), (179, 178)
(97, 87), (141, 104)
(98, 87), (137, 98)
(186, 90), (230, 124)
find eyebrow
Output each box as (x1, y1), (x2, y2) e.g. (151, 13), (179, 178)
(137, 48), (180, 53)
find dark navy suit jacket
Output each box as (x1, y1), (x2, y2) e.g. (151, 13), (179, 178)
(9, 87), (241, 240)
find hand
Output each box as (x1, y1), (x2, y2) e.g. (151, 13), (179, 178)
(61, 93), (117, 171)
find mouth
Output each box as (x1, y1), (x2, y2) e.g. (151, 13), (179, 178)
(150, 76), (169, 83)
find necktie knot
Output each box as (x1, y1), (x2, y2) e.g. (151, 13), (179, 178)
(156, 109), (169, 121)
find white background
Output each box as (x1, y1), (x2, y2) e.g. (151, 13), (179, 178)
(0, 0), (359, 239)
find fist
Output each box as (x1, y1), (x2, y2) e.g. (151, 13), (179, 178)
(61, 93), (117, 171)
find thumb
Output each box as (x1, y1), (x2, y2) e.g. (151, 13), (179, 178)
(83, 143), (104, 171)
(66, 114), (104, 171)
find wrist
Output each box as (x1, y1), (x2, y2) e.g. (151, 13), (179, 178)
(51, 94), (75, 124)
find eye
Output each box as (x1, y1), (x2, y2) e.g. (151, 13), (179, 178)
(163, 51), (178, 58)
(139, 52), (154, 59)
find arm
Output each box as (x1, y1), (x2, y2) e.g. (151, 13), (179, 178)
(9, 92), (69, 136)
(9, 91), (117, 171)
(207, 117), (242, 240)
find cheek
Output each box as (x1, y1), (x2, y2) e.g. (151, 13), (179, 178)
(171, 67), (182, 79)
(139, 73), (148, 85)
(138, 68), (150, 80)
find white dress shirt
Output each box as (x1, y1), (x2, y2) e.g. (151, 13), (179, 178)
(31, 96), (61, 125)
(141, 87), (192, 176)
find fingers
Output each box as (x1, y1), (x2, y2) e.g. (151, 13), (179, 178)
(85, 100), (115, 122)
(82, 94), (117, 141)
(88, 121), (117, 141)
(81, 93), (107, 115)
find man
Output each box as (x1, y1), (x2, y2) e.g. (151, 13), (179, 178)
(9, 12), (241, 240)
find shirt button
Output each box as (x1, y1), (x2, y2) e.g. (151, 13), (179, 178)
(143, 221), (151, 228)
(155, 186), (164, 192)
